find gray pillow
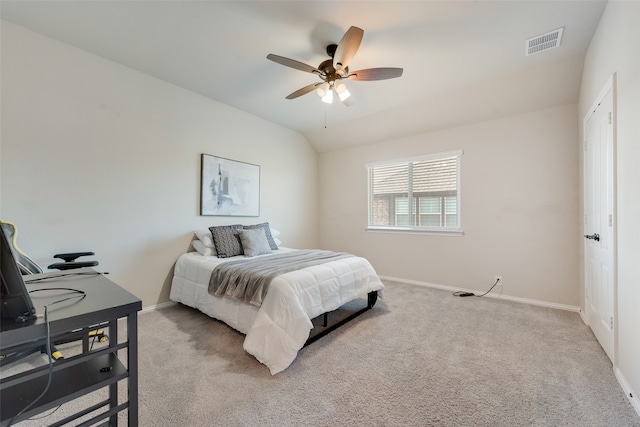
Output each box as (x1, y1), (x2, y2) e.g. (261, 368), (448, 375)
(209, 224), (243, 258)
(243, 222), (278, 250)
(239, 228), (272, 257)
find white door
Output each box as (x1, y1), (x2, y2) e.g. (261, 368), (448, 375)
(583, 79), (615, 362)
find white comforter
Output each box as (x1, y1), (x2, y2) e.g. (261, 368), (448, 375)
(170, 248), (384, 374)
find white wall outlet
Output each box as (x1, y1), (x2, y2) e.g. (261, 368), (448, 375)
(495, 276), (503, 285)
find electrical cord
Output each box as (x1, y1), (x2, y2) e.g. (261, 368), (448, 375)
(89, 331), (98, 352)
(25, 405), (62, 421)
(7, 305), (54, 426)
(6, 289), (86, 426)
(24, 271), (102, 283)
(453, 277), (501, 298)
(28, 287), (87, 303)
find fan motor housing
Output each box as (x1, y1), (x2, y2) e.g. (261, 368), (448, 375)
(319, 44), (348, 82)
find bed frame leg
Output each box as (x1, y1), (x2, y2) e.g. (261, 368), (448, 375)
(368, 290), (378, 308)
(304, 290), (379, 348)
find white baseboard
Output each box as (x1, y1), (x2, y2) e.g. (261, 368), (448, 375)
(139, 300), (177, 315)
(616, 368), (640, 417)
(379, 275), (581, 313)
(579, 308), (588, 325)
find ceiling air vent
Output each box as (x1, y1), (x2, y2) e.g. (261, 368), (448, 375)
(526, 27), (564, 56)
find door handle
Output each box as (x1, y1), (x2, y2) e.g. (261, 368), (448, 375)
(584, 233), (600, 242)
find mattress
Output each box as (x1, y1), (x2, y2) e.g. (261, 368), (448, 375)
(170, 248), (384, 374)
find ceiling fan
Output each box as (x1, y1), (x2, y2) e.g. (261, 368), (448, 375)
(267, 26), (403, 105)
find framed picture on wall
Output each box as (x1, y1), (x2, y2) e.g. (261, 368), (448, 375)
(200, 154), (260, 216)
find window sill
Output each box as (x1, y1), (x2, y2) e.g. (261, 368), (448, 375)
(366, 227), (464, 236)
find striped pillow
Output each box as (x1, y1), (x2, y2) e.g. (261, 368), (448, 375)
(209, 224), (243, 258)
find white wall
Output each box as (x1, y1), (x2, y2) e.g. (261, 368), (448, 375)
(319, 104), (579, 307)
(0, 21), (318, 308)
(579, 1), (640, 412)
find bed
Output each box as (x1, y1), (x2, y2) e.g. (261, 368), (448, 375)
(169, 224), (384, 375)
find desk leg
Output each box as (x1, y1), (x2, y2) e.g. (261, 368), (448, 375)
(108, 319), (119, 426)
(127, 312), (139, 427)
(82, 330), (89, 353)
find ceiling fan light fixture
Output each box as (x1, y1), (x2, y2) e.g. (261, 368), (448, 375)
(316, 82), (329, 97)
(335, 81), (351, 101)
(321, 89), (333, 104)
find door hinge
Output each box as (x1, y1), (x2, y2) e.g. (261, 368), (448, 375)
(608, 112), (612, 125)
(610, 317), (614, 330)
(609, 214), (613, 227)
(583, 140), (587, 151)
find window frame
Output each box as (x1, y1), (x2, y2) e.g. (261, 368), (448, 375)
(366, 150), (463, 235)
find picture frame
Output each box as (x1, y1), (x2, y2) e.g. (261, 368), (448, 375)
(200, 154), (260, 217)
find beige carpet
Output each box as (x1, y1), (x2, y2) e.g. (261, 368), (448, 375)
(7, 281), (640, 426)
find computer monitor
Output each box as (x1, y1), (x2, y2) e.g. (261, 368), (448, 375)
(0, 223), (36, 322)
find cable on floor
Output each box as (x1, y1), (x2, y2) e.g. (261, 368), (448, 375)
(453, 277), (501, 298)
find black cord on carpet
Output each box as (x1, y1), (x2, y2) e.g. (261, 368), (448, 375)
(453, 278), (501, 298)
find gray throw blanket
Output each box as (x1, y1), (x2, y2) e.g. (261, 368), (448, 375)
(208, 250), (354, 307)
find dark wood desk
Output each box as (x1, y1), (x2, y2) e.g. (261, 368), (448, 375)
(0, 270), (141, 426)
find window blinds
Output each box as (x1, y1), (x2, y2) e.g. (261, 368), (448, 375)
(370, 156), (458, 195)
(368, 151), (462, 231)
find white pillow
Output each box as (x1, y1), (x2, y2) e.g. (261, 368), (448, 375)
(192, 239), (216, 256)
(274, 237), (282, 246)
(270, 228), (281, 238)
(239, 228), (272, 257)
(194, 229), (214, 248)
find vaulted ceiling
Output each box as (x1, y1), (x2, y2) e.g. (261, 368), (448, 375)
(0, 1), (607, 152)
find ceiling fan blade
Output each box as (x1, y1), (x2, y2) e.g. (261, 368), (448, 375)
(347, 67), (404, 81)
(267, 54), (320, 74)
(285, 82), (322, 100)
(333, 26), (364, 73)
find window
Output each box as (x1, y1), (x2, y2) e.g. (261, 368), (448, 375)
(367, 150), (462, 233)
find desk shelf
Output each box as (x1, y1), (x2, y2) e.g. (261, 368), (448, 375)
(0, 353), (127, 425)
